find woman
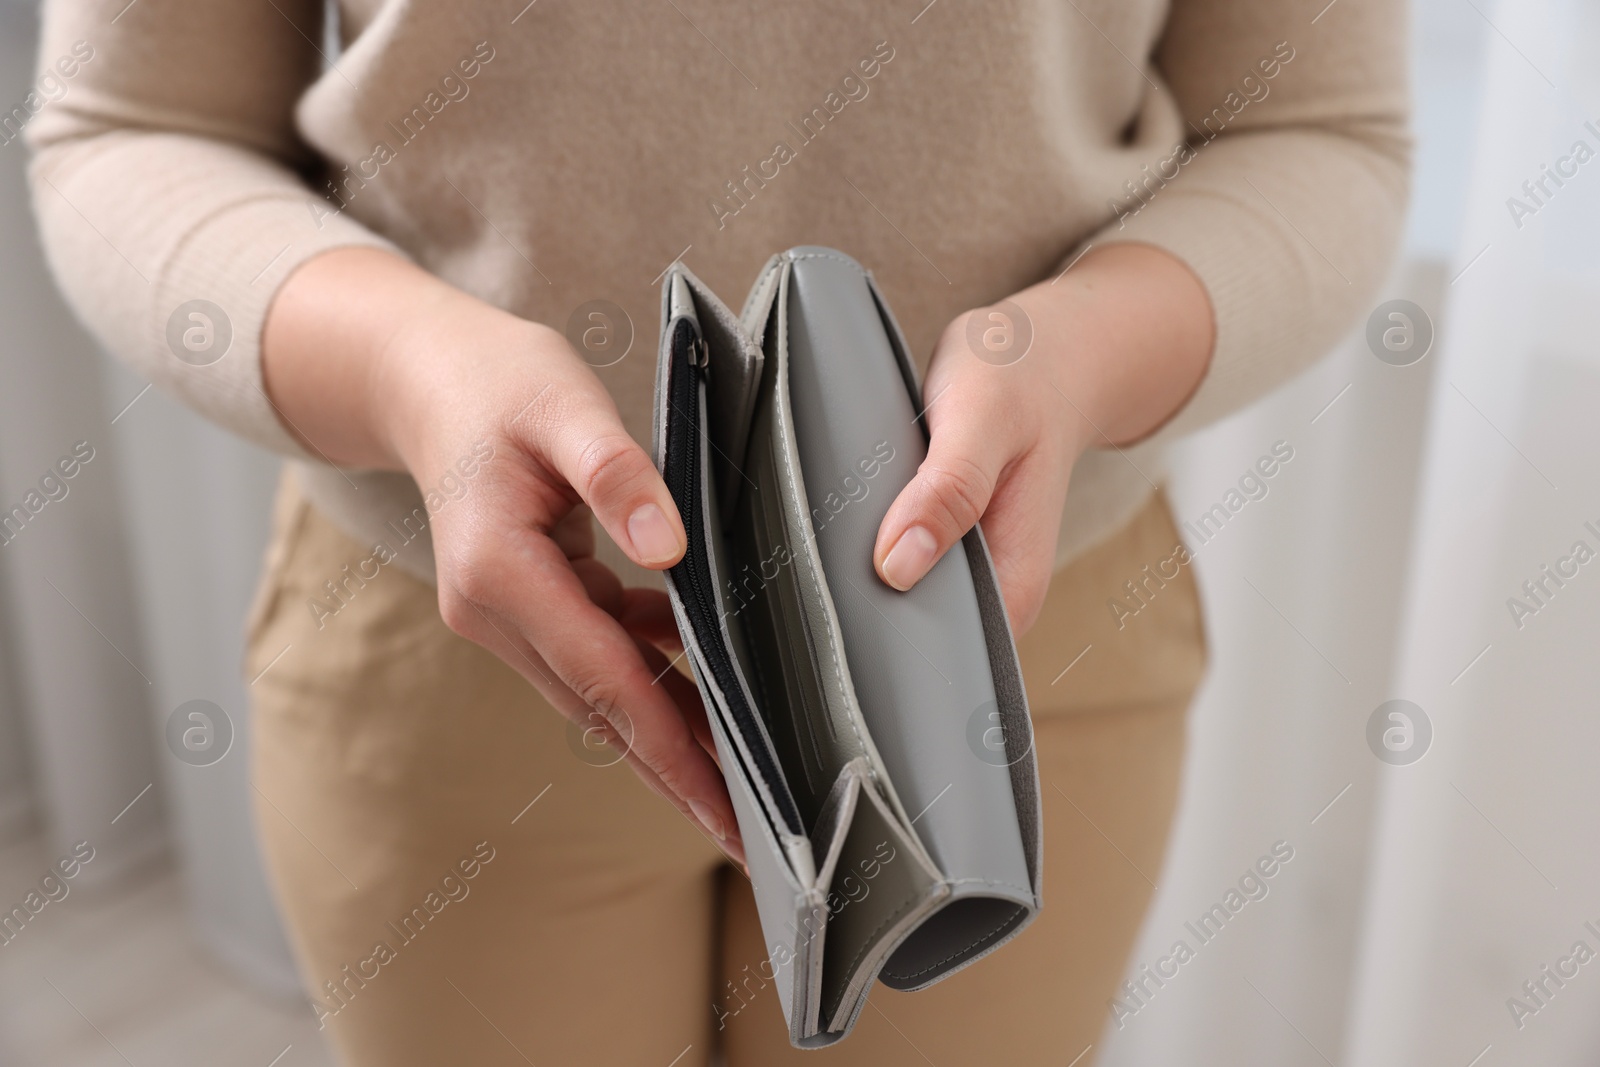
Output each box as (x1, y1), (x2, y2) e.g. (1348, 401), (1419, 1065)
(27, 0), (1407, 1063)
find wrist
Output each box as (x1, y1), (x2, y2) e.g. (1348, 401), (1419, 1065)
(364, 278), (549, 480)
(368, 290), (490, 474)
(263, 247), (467, 471)
(1004, 281), (1114, 456)
(1012, 243), (1213, 451)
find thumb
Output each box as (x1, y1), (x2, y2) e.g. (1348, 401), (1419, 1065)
(530, 377), (686, 570)
(874, 410), (1010, 592)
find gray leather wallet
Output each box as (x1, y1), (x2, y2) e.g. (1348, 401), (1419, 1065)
(653, 247), (1042, 1048)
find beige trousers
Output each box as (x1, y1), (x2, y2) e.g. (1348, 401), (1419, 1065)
(245, 475), (1205, 1067)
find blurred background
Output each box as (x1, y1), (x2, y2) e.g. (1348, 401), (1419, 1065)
(3, 0), (1599, 1064)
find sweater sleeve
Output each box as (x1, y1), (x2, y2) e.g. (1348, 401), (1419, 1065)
(25, 0), (402, 459)
(1082, 0), (1411, 445)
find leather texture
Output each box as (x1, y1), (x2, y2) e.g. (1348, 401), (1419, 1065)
(653, 248), (1042, 1048)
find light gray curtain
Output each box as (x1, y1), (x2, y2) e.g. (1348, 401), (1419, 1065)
(1347, 1), (1600, 1063)
(0, 0), (300, 995)
(1106, 1), (1600, 1064)
(1098, 254), (1443, 1066)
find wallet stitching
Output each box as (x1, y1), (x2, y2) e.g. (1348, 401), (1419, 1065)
(787, 250), (866, 274)
(809, 561), (872, 782)
(738, 263), (777, 323)
(676, 249), (1040, 1007)
(879, 903), (1023, 981)
(768, 278), (877, 791)
(834, 894), (930, 998)
(880, 924), (1008, 982)
(942, 878), (1033, 895)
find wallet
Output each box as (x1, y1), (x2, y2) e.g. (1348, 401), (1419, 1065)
(653, 247), (1042, 1048)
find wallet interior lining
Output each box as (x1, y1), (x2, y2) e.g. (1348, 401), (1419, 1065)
(662, 315), (805, 838)
(667, 263), (920, 855)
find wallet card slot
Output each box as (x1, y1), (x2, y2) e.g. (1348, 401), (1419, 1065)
(723, 290), (905, 840)
(730, 378), (845, 824)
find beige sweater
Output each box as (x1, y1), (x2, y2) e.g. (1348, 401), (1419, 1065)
(26, 0), (1408, 586)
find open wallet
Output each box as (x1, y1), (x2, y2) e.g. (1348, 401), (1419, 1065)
(652, 247), (1043, 1048)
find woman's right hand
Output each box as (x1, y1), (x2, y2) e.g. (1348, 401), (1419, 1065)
(262, 248), (742, 864)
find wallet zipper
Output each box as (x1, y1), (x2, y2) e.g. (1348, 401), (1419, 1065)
(663, 317), (804, 837)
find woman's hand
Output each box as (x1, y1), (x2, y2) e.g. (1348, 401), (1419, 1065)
(873, 244), (1214, 633)
(263, 249), (743, 865)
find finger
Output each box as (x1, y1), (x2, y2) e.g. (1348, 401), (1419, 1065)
(555, 659), (741, 868)
(617, 587), (683, 652)
(874, 396), (1015, 592)
(971, 450), (1071, 634)
(571, 556), (624, 618)
(634, 635), (713, 763)
(549, 504), (596, 560)
(440, 533), (736, 845)
(445, 579), (740, 864)
(551, 700), (743, 868)
(622, 749), (746, 869)
(659, 655), (712, 759)
(518, 374), (686, 570)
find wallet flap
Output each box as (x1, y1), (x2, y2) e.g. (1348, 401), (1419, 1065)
(778, 245), (1035, 892)
(860, 269), (1042, 901)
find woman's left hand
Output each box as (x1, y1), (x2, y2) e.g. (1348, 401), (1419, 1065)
(873, 244), (1215, 634)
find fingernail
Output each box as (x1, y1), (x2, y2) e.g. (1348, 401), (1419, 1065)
(688, 798), (727, 841)
(628, 503), (681, 565)
(881, 526), (938, 590)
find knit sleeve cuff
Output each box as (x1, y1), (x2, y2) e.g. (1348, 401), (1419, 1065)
(31, 134), (404, 463)
(1068, 130), (1407, 451)
(152, 185), (405, 462)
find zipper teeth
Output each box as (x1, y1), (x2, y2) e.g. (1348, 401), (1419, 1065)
(665, 320), (803, 837)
